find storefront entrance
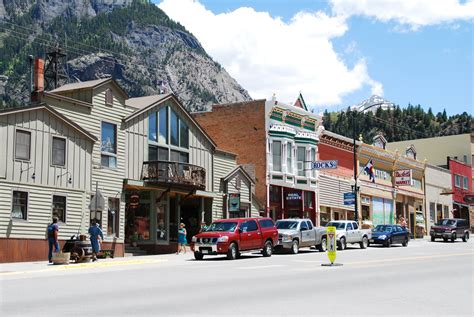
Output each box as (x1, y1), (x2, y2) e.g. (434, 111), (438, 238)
(180, 197), (201, 243)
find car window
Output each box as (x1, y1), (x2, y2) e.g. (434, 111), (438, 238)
(276, 221), (299, 229)
(244, 220), (258, 232)
(352, 222), (358, 230)
(346, 223), (353, 230)
(397, 226), (403, 232)
(300, 221), (308, 230)
(258, 219), (275, 228)
(306, 221), (313, 230)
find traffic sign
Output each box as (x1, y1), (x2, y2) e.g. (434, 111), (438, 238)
(343, 192), (355, 205)
(327, 226), (336, 264)
(312, 160), (338, 170)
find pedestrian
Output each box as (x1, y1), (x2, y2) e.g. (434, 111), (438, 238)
(89, 219), (104, 262)
(177, 223), (187, 254)
(400, 217), (407, 229)
(47, 217), (60, 263)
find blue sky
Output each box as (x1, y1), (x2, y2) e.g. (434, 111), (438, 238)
(156, 1), (473, 115)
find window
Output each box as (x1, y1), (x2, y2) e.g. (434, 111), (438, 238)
(159, 107), (168, 144)
(107, 198), (120, 237)
(15, 130), (31, 161)
(52, 137), (66, 166)
(179, 120), (189, 148)
(310, 148), (316, 177)
(170, 150), (189, 163)
(286, 143), (292, 173)
(462, 176), (468, 189)
(170, 109), (179, 146)
(353, 222), (359, 230)
(297, 146), (305, 176)
(105, 89), (113, 106)
(272, 141), (282, 172)
(149, 112), (157, 141)
(443, 205), (449, 219)
(52, 195), (66, 222)
(454, 174), (461, 188)
(347, 223), (353, 230)
(11, 191), (28, 220)
(242, 220), (258, 232)
(149, 146), (169, 161)
(101, 122), (117, 168)
(258, 219), (275, 228)
(300, 221), (308, 230)
(304, 191), (314, 209)
(306, 221), (313, 230)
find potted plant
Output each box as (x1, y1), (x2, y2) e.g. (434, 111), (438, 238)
(131, 232), (139, 247)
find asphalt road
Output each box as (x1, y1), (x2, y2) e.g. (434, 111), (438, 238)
(1, 238), (473, 317)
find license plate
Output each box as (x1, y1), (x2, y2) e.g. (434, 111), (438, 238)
(201, 249), (209, 254)
(369, 239), (374, 243)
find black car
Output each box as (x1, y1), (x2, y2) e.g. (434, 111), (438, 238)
(370, 225), (409, 247)
(430, 218), (470, 242)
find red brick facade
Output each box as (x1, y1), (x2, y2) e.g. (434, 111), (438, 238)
(192, 100), (267, 206)
(318, 134), (354, 178)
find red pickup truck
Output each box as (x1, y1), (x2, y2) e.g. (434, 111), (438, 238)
(190, 218), (278, 260)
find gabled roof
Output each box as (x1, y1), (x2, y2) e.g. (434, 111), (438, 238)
(43, 91), (93, 108)
(124, 93), (217, 148)
(0, 104), (97, 142)
(293, 93), (308, 111)
(50, 78), (129, 99)
(223, 165), (255, 184)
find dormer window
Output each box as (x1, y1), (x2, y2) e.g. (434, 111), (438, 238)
(406, 145), (417, 160)
(373, 134), (387, 149)
(105, 89), (113, 106)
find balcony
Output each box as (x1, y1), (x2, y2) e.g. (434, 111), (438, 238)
(141, 161), (206, 190)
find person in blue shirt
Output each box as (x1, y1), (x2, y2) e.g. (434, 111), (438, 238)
(89, 219), (104, 262)
(177, 223), (187, 254)
(47, 217), (60, 263)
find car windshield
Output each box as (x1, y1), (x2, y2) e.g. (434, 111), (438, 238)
(326, 222), (346, 230)
(436, 219), (456, 226)
(276, 221), (299, 230)
(373, 225), (392, 233)
(205, 222), (238, 232)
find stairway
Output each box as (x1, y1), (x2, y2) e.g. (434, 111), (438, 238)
(124, 243), (148, 257)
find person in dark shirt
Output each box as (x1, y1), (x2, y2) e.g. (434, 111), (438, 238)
(89, 219), (104, 262)
(47, 217), (60, 263)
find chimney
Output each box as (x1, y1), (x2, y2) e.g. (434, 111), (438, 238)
(31, 58), (44, 103)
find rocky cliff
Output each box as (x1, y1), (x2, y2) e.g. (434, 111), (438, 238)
(0, 0), (251, 111)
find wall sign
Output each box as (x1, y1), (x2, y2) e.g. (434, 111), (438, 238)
(285, 192), (302, 201)
(312, 160), (338, 169)
(395, 169), (412, 186)
(228, 193), (241, 212)
(343, 192), (355, 205)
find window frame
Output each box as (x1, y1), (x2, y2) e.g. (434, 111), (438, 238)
(286, 143), (292, 174)
(51, 135), (67, 167)
(105, 89), (114, 106)
(297, 146), (306, 176)
(272, 140), (282, 172)
(462, 176), (468, 189)
(100, 121), (118, 169)
(11, 190), (28, 221)
(454, 174), (461, 188)
(15, 129), (31, 162)
(52, 194), (67, 223)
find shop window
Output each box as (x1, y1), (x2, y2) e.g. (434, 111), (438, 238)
(135, 199), (150, 241)
(269, 185), (281, 203)
(304, 191), (314, 209)
(15, 130), (31, 161)
(443, 205), (449, 219)
(156, 201), (168, 241)
(286, 143), (292, 173)
(429, 202), (435, 224)
(362, 205), (370, 222)
(12, 191), (28, 220)
(107, 198), (120, 238)
(320, 207), (330, 226)
(272, 141), (282, 172)
(101, 122), (117, 168)
(297, 146), (305, 176)
(52, 195), (66, 223)
(52, 137), (66, 166)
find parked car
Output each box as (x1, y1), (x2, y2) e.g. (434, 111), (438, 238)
(326, 220), (371, 250)
(190, 218), (278, 260)
(370, 225), (409, 247)
(430, 218), (470, 242)
(275, 219), (327, 254)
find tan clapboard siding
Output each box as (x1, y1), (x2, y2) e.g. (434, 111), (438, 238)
(0, 120), (7, 178)
(0, 109), (92, 191)
(251, 200), (260, 217)
(319, 174), (354, 211)
(0, 182), (89, 239)
(212, 153), (237, 219)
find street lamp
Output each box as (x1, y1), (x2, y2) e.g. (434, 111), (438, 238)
(351, 101), (394, 224)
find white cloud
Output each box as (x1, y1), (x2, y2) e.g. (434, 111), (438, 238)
(330, 0), (474, 30)
(158, 0), (382, 107)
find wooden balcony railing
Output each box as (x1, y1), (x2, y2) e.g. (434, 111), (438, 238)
(141, 161), (206, 190)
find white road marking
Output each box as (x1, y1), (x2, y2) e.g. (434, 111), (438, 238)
(238, 265), (286, 270)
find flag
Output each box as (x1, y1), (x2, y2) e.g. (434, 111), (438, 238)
(364, 159), (376, 183)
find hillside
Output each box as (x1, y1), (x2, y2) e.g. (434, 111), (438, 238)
(323, 104), (472, 143)
(0, 0), (251, 111)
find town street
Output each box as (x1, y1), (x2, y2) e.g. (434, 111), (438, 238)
(1, 239), (472, 317)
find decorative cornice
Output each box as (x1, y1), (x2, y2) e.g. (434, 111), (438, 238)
(269, 124), (297, 136)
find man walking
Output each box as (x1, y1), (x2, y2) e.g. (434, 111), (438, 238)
(47, 217), (60, 263)
(89, 219), (104, 262)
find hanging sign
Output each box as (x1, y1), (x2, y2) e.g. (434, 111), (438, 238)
(327, 226), (337, 264)
(228, 193), (241, 212)
(343, 192), (355, 205)
(395, 169), (412, 186)
(312, 160), (338, 170)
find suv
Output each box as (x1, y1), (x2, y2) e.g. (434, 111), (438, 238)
(430, 218), (470, 242)
(190, 218), (278, 260)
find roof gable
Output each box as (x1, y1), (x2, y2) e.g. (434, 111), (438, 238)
(293, 93), (308, 111)
(223, 165), (255, 184)
(50, 78), (128, 99)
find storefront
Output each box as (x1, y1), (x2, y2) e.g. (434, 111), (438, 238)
(269, 185), (316, 223)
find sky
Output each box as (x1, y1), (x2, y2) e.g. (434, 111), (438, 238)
(154, 0), (473, 115)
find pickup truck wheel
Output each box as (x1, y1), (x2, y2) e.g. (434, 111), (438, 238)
(462, 232), (469, 242)
(262, 240), (273, 257)
(451, 233), (456, 242)
(443, 237), (448, 242)
(360, 236), (368, 249)
(402, 238), (408, 247)
(317, 237), (327, 252)
(338, 237), (346, 250)
(227, 243), (238, 260)
(194, 252), (204, 260)
(290, 240), (299, 254)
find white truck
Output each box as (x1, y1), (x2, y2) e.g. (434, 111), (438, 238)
(275, 219), (327, 254)
(326, 220), (371, 250)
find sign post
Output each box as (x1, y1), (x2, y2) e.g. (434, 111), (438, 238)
(322, 226), (342, 266)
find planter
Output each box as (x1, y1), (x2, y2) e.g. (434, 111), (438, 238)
(52, 252), (70, 265)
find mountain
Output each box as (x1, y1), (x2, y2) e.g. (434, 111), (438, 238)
(0, 0), (251, 111)
(354, 95), (395, 113)
(323, 103), (472, 143)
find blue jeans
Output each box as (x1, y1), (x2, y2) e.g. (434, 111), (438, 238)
(48, 239), (60, 262)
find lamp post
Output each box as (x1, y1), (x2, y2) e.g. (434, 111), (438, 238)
(351, 101), (392, 224)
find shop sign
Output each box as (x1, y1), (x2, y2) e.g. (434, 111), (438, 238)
(229, 193), (240, 212)
(129, 193), (140, 207)
(312, 160), (338, 169)
(395, 169), (412, 186)
(343, 192), (355, 205)
(326, 226), (337, 264)
(286, 192), (302, 201)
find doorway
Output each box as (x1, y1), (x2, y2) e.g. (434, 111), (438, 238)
(180, 197), (201, 242)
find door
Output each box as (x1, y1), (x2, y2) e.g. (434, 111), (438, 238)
(300, 221), (311, 246)
(306, 221), (316, 245)
(240, 220), (261, 250)
(346, 222), (354, 243)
